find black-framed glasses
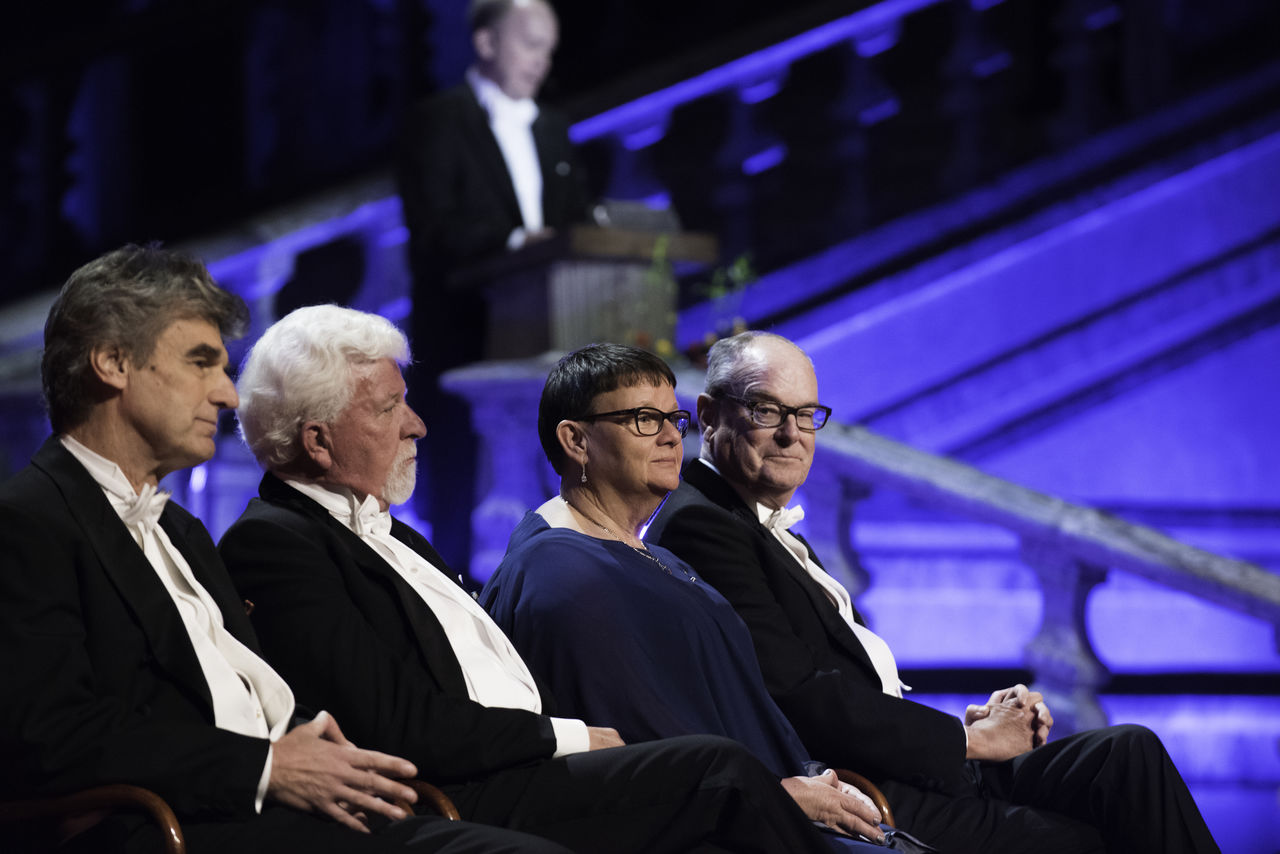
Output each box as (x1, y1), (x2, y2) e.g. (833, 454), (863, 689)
(721, 395), (832, 432)
(575, 407), (692, 437)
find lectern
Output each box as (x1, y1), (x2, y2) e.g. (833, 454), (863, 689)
(449, 225), (718, 359)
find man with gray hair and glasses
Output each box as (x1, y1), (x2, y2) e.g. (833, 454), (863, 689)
(647, 330), (1219, 854)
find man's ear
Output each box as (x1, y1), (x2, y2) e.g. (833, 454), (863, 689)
(555, 419), (588, 467)
(89, 345), (130, 392)
(300, 421), (335, 472)
(696, 393), (719, 439)
(473, 27), (496, 62)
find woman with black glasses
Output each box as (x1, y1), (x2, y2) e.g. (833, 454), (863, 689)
(482, 343), (910, 851)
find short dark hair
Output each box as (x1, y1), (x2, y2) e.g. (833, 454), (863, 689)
(41, 244), (249, 433)
(538, 343), (677, 475)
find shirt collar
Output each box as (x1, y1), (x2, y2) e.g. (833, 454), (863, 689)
(695, 459), (801, 529)
(60, 435), (171, 531)
(467, 66), (539, 126)
(282, 477), (391, 538)
(61, 434), (148, 503)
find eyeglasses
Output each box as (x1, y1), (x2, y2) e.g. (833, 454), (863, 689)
(721, 395), (832, 432)
(575, 407), (692, 437)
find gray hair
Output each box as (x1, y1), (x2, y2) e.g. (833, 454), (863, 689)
(41, 244), (248, 434)
(703, 330), (811, 399)
(237, 304), (410, 468)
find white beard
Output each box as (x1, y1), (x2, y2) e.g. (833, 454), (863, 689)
(382, 441), (418, 506)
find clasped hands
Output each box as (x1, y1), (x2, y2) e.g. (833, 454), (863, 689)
(782, 770), (885, 844)
(591, 727), (885, 843)
(267, 710), (420, 833)
(963, 683), (1054, 762)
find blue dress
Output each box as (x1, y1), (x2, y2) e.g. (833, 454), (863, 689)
(482, 511), (817, 778)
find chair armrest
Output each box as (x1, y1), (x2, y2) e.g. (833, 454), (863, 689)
(0, 783), (185, 854)
(834, 769), (895, 828)
(404, 780), (461, 821)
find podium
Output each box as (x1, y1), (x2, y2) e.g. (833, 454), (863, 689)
(450, 225), (717, 359)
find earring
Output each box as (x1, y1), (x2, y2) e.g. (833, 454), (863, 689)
(580, 461), (588, 484)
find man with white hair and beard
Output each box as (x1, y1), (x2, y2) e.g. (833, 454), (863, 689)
(218, 304), (855, 854)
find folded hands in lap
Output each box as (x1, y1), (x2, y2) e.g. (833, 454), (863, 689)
(782, 769), (884, 843)
(268, 710), (419, 833)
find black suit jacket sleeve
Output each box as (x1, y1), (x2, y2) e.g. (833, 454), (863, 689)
(218, 484), (558, 784)
(0, 443), (269, 819)
(649, 467), (969, 793)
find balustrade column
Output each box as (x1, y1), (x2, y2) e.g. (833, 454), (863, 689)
(594, 115), (671, 205)
(1049, 0), (1123, 147)
(442, 366), (550, 582)
(801, 467), (873, 599)
(1020, 538), (1110, 736)
(940, 0), (1012, 193)
(827, 43), (896, 235)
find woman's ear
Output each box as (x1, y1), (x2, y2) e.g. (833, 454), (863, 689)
(300, 421), (335, 472)
(89, 344), (130, 391)
(556, 419), (588, 467)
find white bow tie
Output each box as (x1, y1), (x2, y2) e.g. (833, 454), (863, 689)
(352, 500), (393, 538)
(120, 483), (170, 534)
(488, 97), (537, 128)
(765, 505), (805, 533)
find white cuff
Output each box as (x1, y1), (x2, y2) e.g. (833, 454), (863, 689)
(549, 717), (590, 757)
(506, 227), (528, 250)
(255, 744), (273, 813)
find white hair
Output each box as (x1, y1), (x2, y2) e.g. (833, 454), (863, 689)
(237, 304), (410, 468)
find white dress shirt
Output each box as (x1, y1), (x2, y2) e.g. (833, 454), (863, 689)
(283, 478), (589, 757)
(697, 460), (908, 697)
(468, 67), (543, 248)
(62, 436), (292, 810)
(756, 500), (908, 698)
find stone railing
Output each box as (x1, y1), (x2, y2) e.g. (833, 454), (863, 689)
(804, 422), (1280, 733)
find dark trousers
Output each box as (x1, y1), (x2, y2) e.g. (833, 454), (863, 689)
(446, 734), (846, 854)
(880, 724), (1220, 854)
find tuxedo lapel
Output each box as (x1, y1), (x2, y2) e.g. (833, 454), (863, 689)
(459, 88), (523, 226)
(159, 509), (258, 649)
(532, 112), (568, 218)
(257, 474), (470, 699)
(682, 462), (882, 680)
(33, 439), (215, 716)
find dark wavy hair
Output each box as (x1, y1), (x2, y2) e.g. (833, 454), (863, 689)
(41, 244), (249, 433)
(538, 343), (676, 475)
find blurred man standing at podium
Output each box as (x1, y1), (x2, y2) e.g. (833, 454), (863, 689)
(397, 0), (594, 572)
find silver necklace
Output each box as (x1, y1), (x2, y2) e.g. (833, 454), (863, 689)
(566, 500), (697, 582)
